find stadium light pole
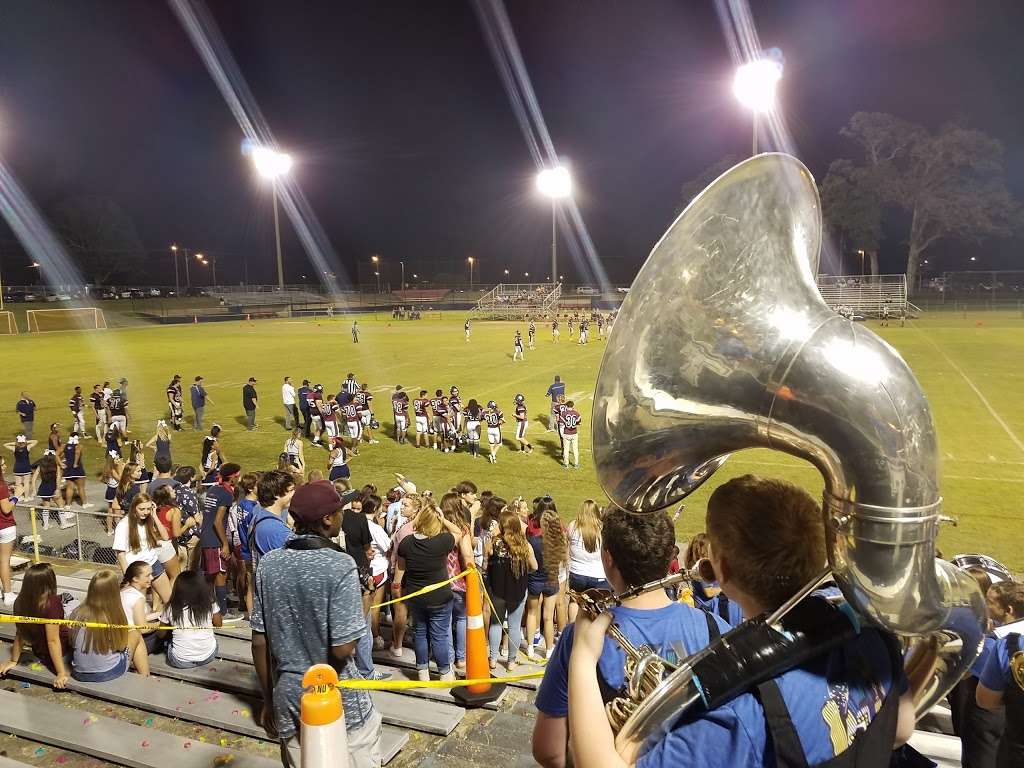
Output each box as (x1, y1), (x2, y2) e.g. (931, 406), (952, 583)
(467, 256), (475, 290)
(399, 260), (405, 290)
(371, 254), (381, 292)
(536, 166), (572, 287)
(252, 146), (293, 291)
(733, 56), (783, 155)
(169, 245), (181, 297)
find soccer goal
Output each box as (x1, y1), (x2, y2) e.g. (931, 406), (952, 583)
(26, 307), (107, 333)
(0, 311), (17, 335)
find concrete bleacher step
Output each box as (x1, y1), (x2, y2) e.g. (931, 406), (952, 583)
(0, 688), (279, 768)
(909, 730), (961, 768)
(0, 638), (408, 764)
(0, 621), (461, 737)
(0, 757), (31, 768)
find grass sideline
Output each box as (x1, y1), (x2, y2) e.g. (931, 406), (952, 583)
(1, 309), (1022, 570)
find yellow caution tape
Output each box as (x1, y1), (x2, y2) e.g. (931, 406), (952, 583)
(371, 567), (473, 610)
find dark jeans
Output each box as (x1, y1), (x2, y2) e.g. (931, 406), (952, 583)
(301, 408), (312, 437)
(193, 407), (204, 430)
(72, 651), (128, 683)
(409, 598), (453, 673)
(568, 573), (610, 592)
(245, 409), (256, 430)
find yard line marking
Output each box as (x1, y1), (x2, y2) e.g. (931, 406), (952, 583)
(913, 329), (1024, 456)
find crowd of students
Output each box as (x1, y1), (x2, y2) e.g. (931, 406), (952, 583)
(0, 453), (1021, 766)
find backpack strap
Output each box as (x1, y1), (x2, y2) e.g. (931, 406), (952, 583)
(704, 608), (721, 641)
(753, 679), (810, 768)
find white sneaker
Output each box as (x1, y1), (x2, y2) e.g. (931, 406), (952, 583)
(439, 670), (455, 682)
(3, 593), (15, 606)
(417, 669), (430, 682)
(58, 522), (75, 530)
(390, 646), (404, 658)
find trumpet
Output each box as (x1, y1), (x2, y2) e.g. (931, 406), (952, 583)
(567, 560), (716, 733)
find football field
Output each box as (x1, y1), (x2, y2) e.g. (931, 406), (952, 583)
(2, 309), (1022, 570)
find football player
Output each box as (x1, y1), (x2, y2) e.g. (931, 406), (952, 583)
(340, 393), (361, 455)
(464, 398), (483, 458)
(464, 319), (471, 342)
(392, 385), (409, 444)
(528, 321), (536, 349)
(551, 317), (560, 343)
(168, 385), (185, 432)
(514, 393), (533, 454)
(429, 389), (446, 451)
(308, 384), (325, 444)
(449, 386), (464, 443)
(316, 392), (339, 447)
(90, 384), (108, 442)
(561, 400), (582, 469)
(68, 386), (86, 437)
(567, 316), (574, 338)
(413, 390), (430, 448)
(483, 399), (505, 464)
(513, 329), (525, 361)
(596, 313), (605, 339)
(555, 395), (569, 452)
(355, 383), (378, 444)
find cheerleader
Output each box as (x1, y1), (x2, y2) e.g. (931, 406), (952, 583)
(282, 428), (305, 472)
(105, 423), (124, 459)
(101, 452), (126, 535)
(47, 423), (63, 454)
(327, 436), (352, 481)
(61, 435), (88, 510)
(200, 425), (223, 487)
(145, 421), (172, 466)
(34, 453), (71, 530)
(463, 399), (483, 459)
(3, 434), (37, 500)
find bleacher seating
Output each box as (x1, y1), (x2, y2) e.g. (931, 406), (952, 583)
(475, 283), (562, 319)
(816, 274), (908, 318)
(210, 290), (325, 307)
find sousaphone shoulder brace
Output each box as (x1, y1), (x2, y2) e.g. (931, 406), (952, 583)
(592, 153), (986, 755)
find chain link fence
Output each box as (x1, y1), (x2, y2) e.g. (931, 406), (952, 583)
(11, 503), (120, 566)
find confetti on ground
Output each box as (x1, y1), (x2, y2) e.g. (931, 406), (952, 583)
(55, 756), (68, 764)
(183, 742), (192, 750)
(28, 663), (43, 672)
(205, 692), (221, 702)
(18, 682), (30, 689)
(199, 736), (207, 743)
(219, 738), (227, 747)
(213, 756), (234, 767)
(140, 741), (150, 749)
(33, 748), (45, 756)
(144, 718), (154, 727)
(82, 715), (98, 725)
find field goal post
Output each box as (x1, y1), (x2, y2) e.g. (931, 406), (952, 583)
(26, 307), (107, 333)
(0, 311), (17, 335)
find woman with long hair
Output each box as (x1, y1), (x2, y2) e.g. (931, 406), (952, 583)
(387, 493), (423, 658)
(70, 570), (149, 682)
(327, 436), (352, 481)
(0, 458), (17, 604)
(112, 494), (172, 604)
(363, 495), (391, 649)
(62, 434), (88, 509)
(440, 491), (475, 675)
(160, 570), (222, 668)
(393, 498), (468, 681)
(100, 452), (127, 534)
(120, 562), (160, 652)
(0, 563), (70, 687)
(33, 452), (69, 531)
(145, 421), (172, 465)
(111, 462), (144, 534)
(566, 500), (608, 622)
(4, 434), (37, 500)
(486, 507), (538, 671)
(105, 423), (124, 459)
(283, 428), (304, 473)
(150, 484), (183, 587)
(524, 507), (568, 661)
(228, 473), (259, 618)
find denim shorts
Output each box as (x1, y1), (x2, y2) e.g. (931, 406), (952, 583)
(569, 573), (609, 592)
(165, 642), (217, 669)
(72, 650), (129, 683)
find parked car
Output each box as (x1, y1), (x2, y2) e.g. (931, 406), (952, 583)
(575, 286), (599, 295)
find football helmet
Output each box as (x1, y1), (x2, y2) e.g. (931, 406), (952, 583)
(514, 393), (525, 404)
(487, 400), (497, 409)
(450, 386), (459, 396)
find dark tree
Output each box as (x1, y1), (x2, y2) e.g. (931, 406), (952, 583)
(820, 159), (884, 275)
(50, 196), (147, 284)
(830, 112), (1020, 287)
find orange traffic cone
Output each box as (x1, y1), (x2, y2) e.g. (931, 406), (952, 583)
(452, 567), (504, 706)
(300, 664), (348, 768)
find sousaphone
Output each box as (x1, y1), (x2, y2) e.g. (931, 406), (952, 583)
(592, 153), (987, 756)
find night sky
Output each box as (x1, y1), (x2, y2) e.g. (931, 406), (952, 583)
(2, 0), (1023, 289)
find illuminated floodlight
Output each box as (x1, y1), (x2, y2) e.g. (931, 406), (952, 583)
(252, 146), (293, 179)
(536, 166), (571, 199)
(733, 58), (783, 113)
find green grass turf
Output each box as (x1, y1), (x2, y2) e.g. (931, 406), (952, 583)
(2, 309), (1022, 569)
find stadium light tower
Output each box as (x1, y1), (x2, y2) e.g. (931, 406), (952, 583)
(536, 166), (572, 287)
(733, 55), (783, 155)
(251, 146), (293, 290)
(467, 256), (475, 290)
(371, 254), (381, 292)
